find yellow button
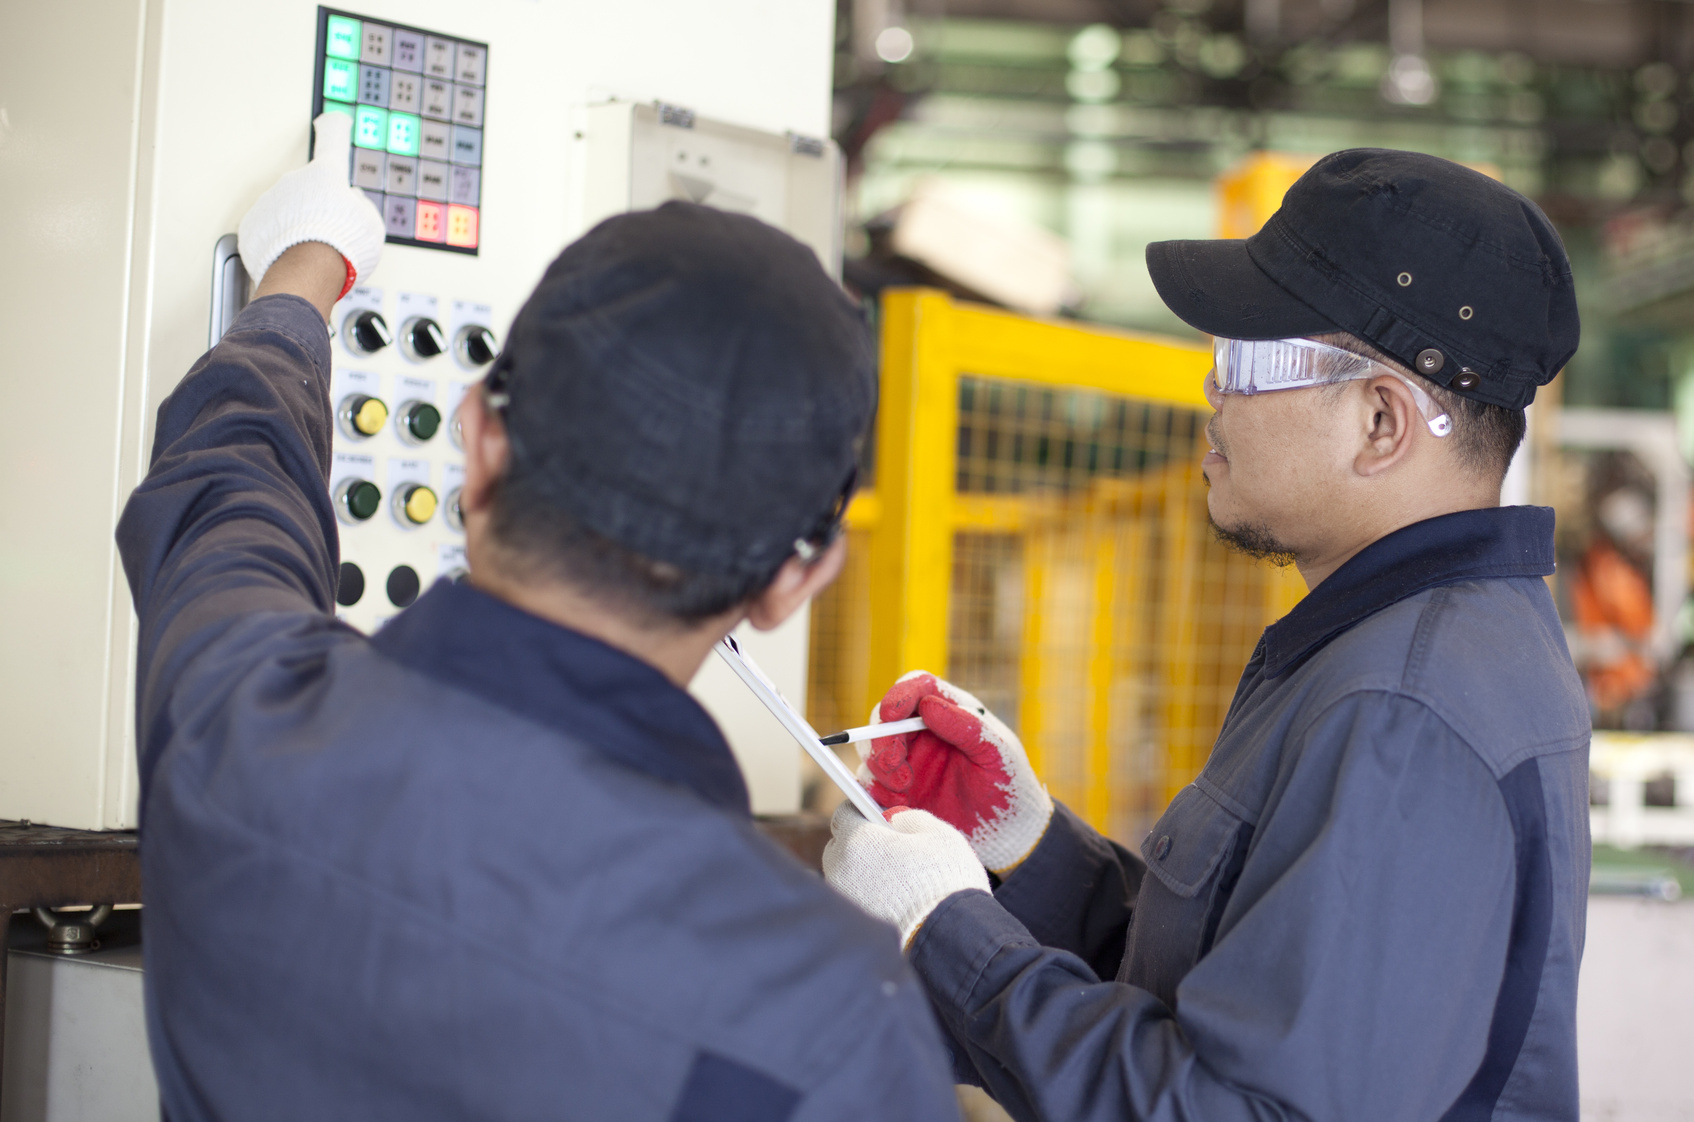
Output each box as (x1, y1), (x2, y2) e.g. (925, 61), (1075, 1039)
(354, 397), (389, 435)
(403, 485), (437, 524)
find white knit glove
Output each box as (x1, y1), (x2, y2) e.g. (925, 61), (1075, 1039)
(858, 671), (1053, 876)
(237, 112), (386, 288)
(823, 802), (990, 948)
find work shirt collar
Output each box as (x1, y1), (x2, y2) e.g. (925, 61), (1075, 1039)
(371, 579), (751, 816)
(1261, 505), (1556, 678)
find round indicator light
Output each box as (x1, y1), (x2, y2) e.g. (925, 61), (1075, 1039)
(387, 564), (421, 608)
(444, 486), (464, 531)
(397, 483), (438, 525)
(336, 562), (366, 606)
(339, 394), (389, 439)
(399, 401), (441, 443)
(335, 478), (382, 524)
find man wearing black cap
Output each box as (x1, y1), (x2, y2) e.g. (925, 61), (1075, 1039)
(116, 116), (960, 1120)
(824, 149), (1590, 1121)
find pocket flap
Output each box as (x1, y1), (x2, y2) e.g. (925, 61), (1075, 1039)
(1139, 784), (1245, 899)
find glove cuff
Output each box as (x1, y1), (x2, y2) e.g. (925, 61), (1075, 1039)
(970, 783), (1054, 875)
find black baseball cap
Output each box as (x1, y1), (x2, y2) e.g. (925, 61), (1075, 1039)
(489, 201), (874, 581)
(1147, 149), (1579, 410)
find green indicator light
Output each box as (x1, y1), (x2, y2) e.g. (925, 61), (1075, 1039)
(323, 58), (357, 103)
(386, 111), (421, 157)
(354, 105), (388, 150)
(325, 15), (361, 60)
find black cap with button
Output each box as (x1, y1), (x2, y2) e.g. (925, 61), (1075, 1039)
(1146, 149), (1579, 410)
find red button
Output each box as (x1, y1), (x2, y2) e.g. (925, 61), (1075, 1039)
(414, 201), (446, 243)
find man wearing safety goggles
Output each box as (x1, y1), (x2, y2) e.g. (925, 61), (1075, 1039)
(825, 149), (1589, 1120)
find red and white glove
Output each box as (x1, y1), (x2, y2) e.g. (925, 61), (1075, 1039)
(858, 671), (1052, 876)
(237, 112), (385, 293)
(823, 803), (990, 948)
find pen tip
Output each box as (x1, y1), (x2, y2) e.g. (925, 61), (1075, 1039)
(819, 732), (848, 746)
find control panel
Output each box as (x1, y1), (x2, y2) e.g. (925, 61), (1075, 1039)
(314, 9), (485, 252)
(325, 286), (491, 632)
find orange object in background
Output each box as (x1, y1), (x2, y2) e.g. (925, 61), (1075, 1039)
(1572, 539), (1657, 710)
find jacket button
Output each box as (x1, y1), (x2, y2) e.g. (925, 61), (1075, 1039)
(1454, 371), (1480, 390)
(1415, 348), (1445, 375)
(1154, 835), (1172, 860)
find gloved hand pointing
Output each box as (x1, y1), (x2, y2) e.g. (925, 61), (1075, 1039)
(237, 112), (386, 292)
(858, 671), (1053, 876)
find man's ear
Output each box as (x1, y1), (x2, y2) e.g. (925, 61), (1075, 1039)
(1355, 375), (1420, 478)
(745, 537), (849, 632)
(458, 387), (510, 516)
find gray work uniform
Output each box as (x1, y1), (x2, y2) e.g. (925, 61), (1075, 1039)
(116, 295), (961, 1122)
(910, 506), (1590, 1121)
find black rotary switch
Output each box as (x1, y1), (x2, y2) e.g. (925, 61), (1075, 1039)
(343, 310), (392, 356)
(396, 400), (442, 444)
(455, 324), (499, 369)
(400, 316), (447, 362)
(334, 478), (382, 525)
(387, 564), (422, 608)
(336, 562), (366, 607)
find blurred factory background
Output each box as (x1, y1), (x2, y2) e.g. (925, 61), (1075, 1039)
(800, 3), (1694, 1117)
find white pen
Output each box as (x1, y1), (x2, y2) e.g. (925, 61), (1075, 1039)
(819, 716), (928, 747)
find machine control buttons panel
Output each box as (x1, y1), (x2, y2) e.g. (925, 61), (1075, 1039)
(316, 9), (486, 254)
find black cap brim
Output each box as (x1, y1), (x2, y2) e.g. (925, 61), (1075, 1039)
(1147, 239), (1340, 340)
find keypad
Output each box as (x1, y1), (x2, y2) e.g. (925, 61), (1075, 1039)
(318, 9), (484, 252)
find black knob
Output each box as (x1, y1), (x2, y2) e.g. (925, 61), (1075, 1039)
(387, 564), (421, 608)
(336, 562), (366, 606)
(397, 400), (441, 443)
(335, 478), (382, 524)
(344, 310), (392, 355)
(401, 316), (447, 361)
(456, 324), (499, 368)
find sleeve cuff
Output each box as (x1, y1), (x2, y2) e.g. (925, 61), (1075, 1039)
(226, 294), (334, 376)
(992, 802), (1115, 946)
(909, 889), (1040, 1013)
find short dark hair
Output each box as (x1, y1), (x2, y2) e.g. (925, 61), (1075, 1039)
(1316, 332), (1526, 478)
(487, 474), (783, 626)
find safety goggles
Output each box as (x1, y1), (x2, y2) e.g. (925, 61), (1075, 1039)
(1212, 336), (1451, 438)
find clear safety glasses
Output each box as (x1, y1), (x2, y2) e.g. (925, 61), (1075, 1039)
(1212, 336), (1452, 438)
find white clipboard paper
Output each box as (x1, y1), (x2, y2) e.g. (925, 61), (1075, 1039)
(714, 634), (890, 826)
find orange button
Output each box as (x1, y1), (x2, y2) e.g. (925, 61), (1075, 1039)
(446, 204), (479, 248)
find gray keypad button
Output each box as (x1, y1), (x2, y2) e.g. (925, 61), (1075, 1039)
(419, 119), (451, 162)
(452, 84), (484, 128)
(360, 24), (390, 65)
(384, 195), (417, 238)
(451, 126), (482, 166)
(421, 79), (451, 122)
(363, 188), (385, 214)
(417, 160), (450, 201)
(358, 65), (390, 108)
(424, 36), (454, 78)
(388, 72), (420, 114)
(450, 165), (480, 206)
(390, 29), (424, 73)
(455, 43), (486, 86)
(386, 156), (417, 195)
(351, 149), (386, 190)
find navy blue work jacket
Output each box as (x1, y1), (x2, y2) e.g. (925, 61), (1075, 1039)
(116, 295), (961, 1122)
(911, 505), (1591, 1122)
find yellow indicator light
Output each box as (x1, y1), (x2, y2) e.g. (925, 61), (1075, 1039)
(354, 397), (389, 435)
(403, 485), (438, 524)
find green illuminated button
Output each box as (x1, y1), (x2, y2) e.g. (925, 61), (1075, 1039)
(337, 479), (381, 523)
(387, 111), (421, 157)
(401, 402), (441, 441)
(354, 105), (388, 150)
(323, 58), (358, 103)
(326, 15), (361, 60)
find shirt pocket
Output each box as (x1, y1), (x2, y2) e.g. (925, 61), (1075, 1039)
(1122, 784), (1251, 1002)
